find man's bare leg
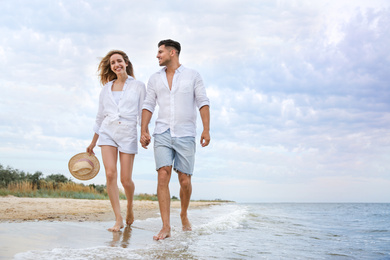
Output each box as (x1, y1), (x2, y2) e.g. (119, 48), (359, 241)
(119, 152), (135, 226)
(101, 146), (124, 232)
(178, 171), (192, 231)
(153, 166), (172, 240)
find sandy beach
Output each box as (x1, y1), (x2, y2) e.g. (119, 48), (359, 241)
(0, 196), (223, 222)
(0, 196), (226, 259)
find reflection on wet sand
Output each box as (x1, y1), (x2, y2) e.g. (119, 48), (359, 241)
(108, 226), (132, 248)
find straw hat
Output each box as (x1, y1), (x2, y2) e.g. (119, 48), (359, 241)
(68, 152), (100, 180)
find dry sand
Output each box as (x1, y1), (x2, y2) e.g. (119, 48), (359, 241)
(0, 196), (223, 222)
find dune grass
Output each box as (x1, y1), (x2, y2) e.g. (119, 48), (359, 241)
(0, 164), (230, 202)
(1, 180), (111, 200)
(0, 180), (159, 201)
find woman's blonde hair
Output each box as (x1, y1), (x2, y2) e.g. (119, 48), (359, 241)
(98, 50), (134, 85)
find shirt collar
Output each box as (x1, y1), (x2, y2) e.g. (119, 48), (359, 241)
(176, 65), (184, 72)
(160, 65), (185, 74)
(108, 75), (134, 84)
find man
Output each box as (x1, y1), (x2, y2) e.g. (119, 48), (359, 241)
(140, 39), (210, 240)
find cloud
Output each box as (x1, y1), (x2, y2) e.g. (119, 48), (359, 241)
(0, 0), (389, 202)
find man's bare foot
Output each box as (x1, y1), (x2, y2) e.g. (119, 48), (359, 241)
(126, 205), (134, 226)
(153, 227), (171, 240)
(181, 214), (192, 231)
(108, 220), (124, 232)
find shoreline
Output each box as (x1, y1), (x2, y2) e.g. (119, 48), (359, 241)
(0, 196), (225, 223)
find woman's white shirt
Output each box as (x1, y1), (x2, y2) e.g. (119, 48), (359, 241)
(93, 76), (146, 135)
(112, 90), (122, 105)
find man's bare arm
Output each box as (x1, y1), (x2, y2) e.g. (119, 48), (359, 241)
(199, 105), (210, 147)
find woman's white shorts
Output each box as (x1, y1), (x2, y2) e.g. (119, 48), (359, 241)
(98, 120), (138, 154)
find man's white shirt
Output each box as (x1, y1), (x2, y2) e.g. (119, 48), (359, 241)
(142, 65), (210, 137)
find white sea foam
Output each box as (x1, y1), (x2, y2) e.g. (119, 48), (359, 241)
(192, 204), (248, 235)
(14, 246), (143, 260)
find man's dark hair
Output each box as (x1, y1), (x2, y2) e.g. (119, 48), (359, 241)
(158, 39), (181, 55)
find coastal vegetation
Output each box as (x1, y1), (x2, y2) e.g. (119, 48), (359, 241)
(0, 164), (232, 202)
(0, 164), (156, 200)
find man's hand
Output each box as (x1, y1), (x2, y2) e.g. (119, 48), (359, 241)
(200, 130), (210, 147)
(140, 132), (151, 149)
(199, 105), (210, 147)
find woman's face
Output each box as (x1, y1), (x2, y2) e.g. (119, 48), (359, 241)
(110, 54), (127, 76)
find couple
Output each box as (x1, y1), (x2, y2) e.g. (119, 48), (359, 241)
(87, 39), (210, 240)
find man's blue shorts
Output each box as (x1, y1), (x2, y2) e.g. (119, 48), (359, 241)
(153, 129), (196, 175)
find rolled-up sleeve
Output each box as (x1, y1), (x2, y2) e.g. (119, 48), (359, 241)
(93, 89), (105, 134)
(142, 77), (157, 113)
(194, 72), (210, 109)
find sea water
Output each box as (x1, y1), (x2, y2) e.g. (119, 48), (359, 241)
(2, 203), (389, 259)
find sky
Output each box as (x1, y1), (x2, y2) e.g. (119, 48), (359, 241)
(1, 0), (389, 203)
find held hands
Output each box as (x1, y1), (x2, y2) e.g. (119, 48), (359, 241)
(200, 130), (210, 147)
(140, 129), (209, 148)
(140, 131), (151, 149)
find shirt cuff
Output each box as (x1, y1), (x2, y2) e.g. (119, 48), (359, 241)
(93, 124), (100, 135)
(142, 104), (155, 113)
(197, 101), (210, 109)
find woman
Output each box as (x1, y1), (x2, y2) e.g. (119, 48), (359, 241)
(87, 50), (146, 232)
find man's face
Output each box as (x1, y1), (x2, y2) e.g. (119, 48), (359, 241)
(156, 45), (171, 66)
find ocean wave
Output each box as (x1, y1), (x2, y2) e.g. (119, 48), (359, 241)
(193, 204), (248, 235)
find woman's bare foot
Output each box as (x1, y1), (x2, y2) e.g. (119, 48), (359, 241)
(108, 219), (124, 232)
(153, 226), (171, 240)
(181, 213), (192, 231)
(126, 205), (134, 226)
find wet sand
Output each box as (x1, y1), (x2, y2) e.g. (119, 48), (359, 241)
(0, 196), (225, 259)
(0, 196), (222, 222)
(1, 220), (156, 259)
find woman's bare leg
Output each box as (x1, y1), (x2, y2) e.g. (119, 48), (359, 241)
(119, 152), (135, 226)
(101, 145), (123, 232)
